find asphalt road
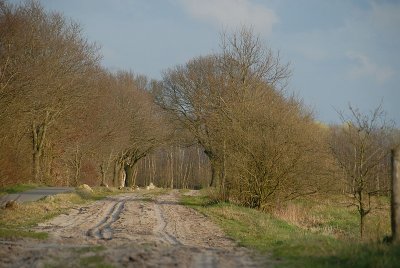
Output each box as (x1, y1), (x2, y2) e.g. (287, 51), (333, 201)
(0, 187), (75, 207)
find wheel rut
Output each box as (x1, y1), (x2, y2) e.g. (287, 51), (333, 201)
(86, 198), (127, 240)
(1, 190), (263, 268)
(153, 201), (181, 245)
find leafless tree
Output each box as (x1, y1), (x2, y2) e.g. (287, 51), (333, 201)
(0, 0), (100, 184)
(156, 27), (330, 206)
(221, 83), (330, 209)
(157, 28), (291, 190)
(330, 104), (394, 237)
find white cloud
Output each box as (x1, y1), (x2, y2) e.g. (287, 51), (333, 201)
(347, 51), (395, 83)
(177, 0), (278, 35)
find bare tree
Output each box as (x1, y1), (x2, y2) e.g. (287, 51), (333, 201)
(92, 71), (171, 188)
(157, 27), (291, 192)
(330, 104), (393, 237)
(135, 145), (210, 189)
(0, 0), (100, 184)
(220, 83), (331, 209)
(157, 27), (335, 207)
(219, 27), (291, 91)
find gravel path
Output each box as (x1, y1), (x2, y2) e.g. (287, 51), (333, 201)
(0, 190), (262, 268)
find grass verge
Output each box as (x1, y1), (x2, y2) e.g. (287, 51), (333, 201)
(140, 188), (170, 198)
(79, 255), (114, 268)
(181, 193), (400, 268)
(0, 183), (39, 195)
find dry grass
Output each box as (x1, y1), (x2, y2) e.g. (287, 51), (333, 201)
(273, 203), (327, 230)
(270, 194), (391, 241)
(0, 193), (83, 228)
(181, 193), (399, 268)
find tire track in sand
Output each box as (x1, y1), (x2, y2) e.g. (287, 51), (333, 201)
(153, 201), (182, 245)
(86, 197), (127, 240)
(2, 191), (263, 268)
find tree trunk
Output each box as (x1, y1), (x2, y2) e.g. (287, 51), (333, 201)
(209, 159), (222, 188)
(43, 142), (54, 184)
(32, 149), (41, 183)
(100, 163), (107, 186)
(124, 164), (133, 187)
(100, 152), (113, 187)
(209, 164), (216, 187)
(220, 139), (228, 201)
(169, 151), (174, 189)
(360, 211), (365, 238)
(73, 162), (80, 186)
(118, 166), (126, 188)
(32, 122), (47, 183)
(391, 148), (400, 242)
(358, 190), (365, 239)
(150, 157), (156, 184)
(113, 160), (122, 187)
(72, 145), (82, 187)
(31, 111), (52, 184)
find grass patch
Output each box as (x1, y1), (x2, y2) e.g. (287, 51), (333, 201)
(79, 255), (114, 268)
(0, 183), (39, 195)
(74, 245), (106, 254)
(178, 188), (190, 194)
(140, 188), (170, 198)
(181, 194), (399, 268)
(0, 228), (48, 239)
(271, 194), (391, 241)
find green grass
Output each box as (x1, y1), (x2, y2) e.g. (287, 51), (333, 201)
(0, 183), (39, 195)
(75, 245), (112, 267)
(140, 188), (170, 198)
(0, 227), (48, 239)
(74, 245), (106, 254)
(181, 194), (400, 268)
(79, 255), (114, 268)
(76, 186), (121, 200)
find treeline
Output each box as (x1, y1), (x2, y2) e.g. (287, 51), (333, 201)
(0, 0), (190, 188)
(1, 0), (399, 227)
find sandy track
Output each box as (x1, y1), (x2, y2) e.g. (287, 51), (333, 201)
(0, 190), (261, 267)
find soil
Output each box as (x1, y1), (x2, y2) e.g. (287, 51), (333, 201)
(0, 190), (263, 267)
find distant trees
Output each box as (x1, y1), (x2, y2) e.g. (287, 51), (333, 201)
(75, 70), (170, 188)
(135, 146), (211, 189)
(330, 105), (394, 237)
(0, 0), (168, 187)
(107, 72), (170, 188)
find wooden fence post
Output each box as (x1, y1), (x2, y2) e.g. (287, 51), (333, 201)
(391, 148), (400, 242)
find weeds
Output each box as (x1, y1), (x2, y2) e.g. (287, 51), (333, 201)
(181, 193), (398, 268)
(140, 188), (170, 198)
(0, 183), (39, 195)
(79, 255), (113, 268)
(0, 228), (48, 239)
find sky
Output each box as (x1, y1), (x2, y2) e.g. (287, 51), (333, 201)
(9, 0), (400, 126)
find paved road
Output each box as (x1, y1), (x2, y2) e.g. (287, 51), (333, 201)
(0, 187), (75, 207)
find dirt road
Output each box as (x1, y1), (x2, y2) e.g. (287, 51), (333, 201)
(0, 190), (261, 267)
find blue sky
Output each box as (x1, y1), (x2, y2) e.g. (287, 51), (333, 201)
(10, 0), (400, 126)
